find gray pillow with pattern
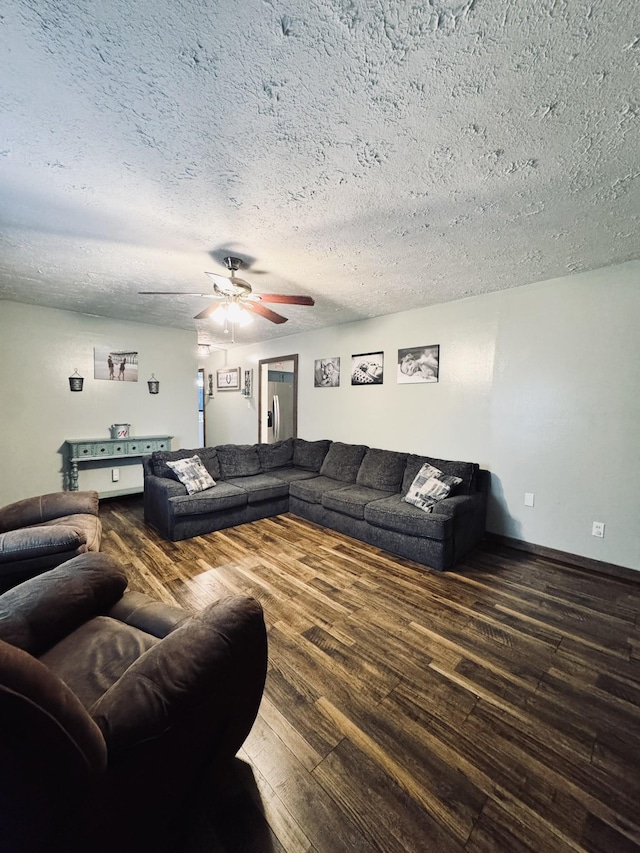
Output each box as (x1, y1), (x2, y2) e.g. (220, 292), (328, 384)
(403, 463), (462, 513)
(166, 456), (216, 495)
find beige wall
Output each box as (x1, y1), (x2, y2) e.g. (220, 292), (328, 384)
(0, 302), (199, 504)
(201, 261), (640, 571)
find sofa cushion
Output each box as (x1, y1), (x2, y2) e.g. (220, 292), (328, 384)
(403, 463), (462, 513)
(216, 444), (261, 478)
(256, 439), (294, 471)
(319, 442), (368, 483)
(152, 448), (221, 481)
(0, 526), (82, 565)
(226, 474), (290, 505)
(268, 468), (319, 484)
(292, 439), (331, 472)
(322, 485), (390, 520)
(356, 448), (408, 492)
(166, 456), (216, 495)
(169, 482), (248, 517)
(364, 494), (452, 540)
(289, 476), (348, 505)
(402, 454), (478, 496)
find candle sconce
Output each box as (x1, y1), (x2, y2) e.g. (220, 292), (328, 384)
(147, 374), (160, 394)
(68, 369), (84, 392)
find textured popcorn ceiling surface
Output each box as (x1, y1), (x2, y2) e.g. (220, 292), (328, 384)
(1, 0), (638, 346)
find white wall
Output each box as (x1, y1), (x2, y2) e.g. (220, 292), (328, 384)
(0, 302), (199, 504)
(202, 261), (640, 571)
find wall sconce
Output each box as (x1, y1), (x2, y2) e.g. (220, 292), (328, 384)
(68, 369), (84, 392)
(242, 369), (253, 398)
(147, 373), (160, 394)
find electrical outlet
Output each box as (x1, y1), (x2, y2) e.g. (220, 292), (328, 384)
(592, 521), (605, 538)
(112, 468), (120, 483)
(524, 493), (535, 507)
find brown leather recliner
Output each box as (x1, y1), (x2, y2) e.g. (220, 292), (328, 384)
(0, 552), (267, 853)
(0, 491), (102, 591)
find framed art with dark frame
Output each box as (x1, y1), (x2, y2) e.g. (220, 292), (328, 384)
(351, 352), (384, 385)
(397, 345), (440, 384)
(216, 367), (241, 391)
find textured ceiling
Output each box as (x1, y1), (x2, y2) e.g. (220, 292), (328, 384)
(1, 0), (638, 347)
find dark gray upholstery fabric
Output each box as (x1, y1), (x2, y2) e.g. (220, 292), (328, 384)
(292, 439), (331, 471)
(322, 485), (390, 520)
(268, 468), (319, 483)
(256, 439), (294, 471)
(288, 476), (348, 505)
(216, 444), (261, 478)
(169, 482), (247, 517)
(319, 442), (368, 482)
(356, 448), (408, 492)
(401, 454), (478, 496)
(226, 474), (290, 504)
(364, 494), (452, 540)
(152, 448), (221, 481)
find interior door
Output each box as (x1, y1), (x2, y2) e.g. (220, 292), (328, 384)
(259, 355), (298, 444)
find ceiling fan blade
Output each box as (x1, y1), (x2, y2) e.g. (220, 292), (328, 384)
(194, 303), (220, 320)
(244, 302), (288, 324)
(139, 291), (214, 296)
(255, 294), (315, 306)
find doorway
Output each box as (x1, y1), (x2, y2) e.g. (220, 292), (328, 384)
(258, 355), (298, 444)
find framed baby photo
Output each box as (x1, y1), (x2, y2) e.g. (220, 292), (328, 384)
(397, 345), (439, 384)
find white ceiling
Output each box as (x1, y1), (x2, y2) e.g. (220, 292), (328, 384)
(1, 0), (638, 347)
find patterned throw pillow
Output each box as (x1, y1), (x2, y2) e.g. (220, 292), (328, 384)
(166, 456), (216, 495)
(403, 463), (462, 513)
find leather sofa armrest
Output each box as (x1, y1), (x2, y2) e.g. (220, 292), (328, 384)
(0, 525), (84, 564)
(90, 596), (267, 756)
(108, 590), (191, 638)
(0, 553), (128, 655)
(0, 491), (99, 533)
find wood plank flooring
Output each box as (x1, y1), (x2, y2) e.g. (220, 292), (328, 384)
(99, 497), (640, 853)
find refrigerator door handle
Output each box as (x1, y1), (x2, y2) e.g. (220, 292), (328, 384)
(273, 394), (280, 440)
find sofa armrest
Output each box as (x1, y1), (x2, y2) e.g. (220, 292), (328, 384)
(108, 590), (191, 638)
(0, 491), (99, 534)
(430, 492), (485, 519)
(144, 473), (187, 499)
(90, 596), (267, 757)
(0, 553), (128, 655)
(0, 525), (84, 565)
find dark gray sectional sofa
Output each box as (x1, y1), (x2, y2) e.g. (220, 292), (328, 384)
(142, 438), (488, 571)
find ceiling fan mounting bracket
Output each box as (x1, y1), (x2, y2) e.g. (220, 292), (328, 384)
(223, 256), (243, 272)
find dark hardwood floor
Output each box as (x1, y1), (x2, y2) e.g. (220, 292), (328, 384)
(100, 496), (640, 853)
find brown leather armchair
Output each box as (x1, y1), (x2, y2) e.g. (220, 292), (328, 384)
(0, 491), (102, 591)
(0, 552), (267, 852)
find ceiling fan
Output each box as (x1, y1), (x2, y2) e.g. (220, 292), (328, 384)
(139, 257), (315, 337)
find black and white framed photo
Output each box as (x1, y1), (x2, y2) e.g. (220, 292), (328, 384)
(314, 357), (340, 387)
(216, 367), (241, 391)
(397, 345), (439, 384)
(351, 352), (384, 385)
(94, 348), (138, 382)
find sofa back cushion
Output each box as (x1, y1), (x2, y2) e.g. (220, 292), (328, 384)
(256, 439), (294, 471)
(319, 442), (368, 483)
(152, 448), (221, 482)
(292, 439), (331, 472)
(402, 454), (478, 496)
(216, 444), (261, 478)
(356, 448), (408, 492)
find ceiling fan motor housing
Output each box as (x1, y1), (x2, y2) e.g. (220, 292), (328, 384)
(224, 256), (243, 272)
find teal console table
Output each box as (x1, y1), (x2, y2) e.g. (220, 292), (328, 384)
(65, 435), (173, 497)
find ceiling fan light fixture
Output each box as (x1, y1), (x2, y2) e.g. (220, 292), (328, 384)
(211, 304), (228, 325)
(226, 300), (243, 323)
(237, 309), (253, 327)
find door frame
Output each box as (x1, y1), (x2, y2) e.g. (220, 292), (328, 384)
(258, 354), (298, 443)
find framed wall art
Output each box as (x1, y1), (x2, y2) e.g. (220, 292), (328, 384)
(94, 348), (139, 382)
(397, 345), (439, 384)
(216, 367), (241, 391)
(351, 352), (384, 385)
(314, 357), (340, 387)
